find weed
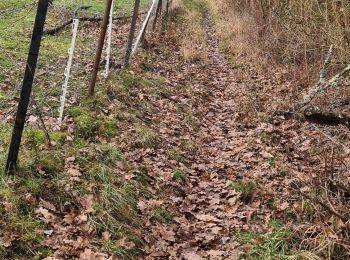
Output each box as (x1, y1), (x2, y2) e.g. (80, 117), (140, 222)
(67, 106), (99, 138)
(172, 168), (187, 181)
(23, 177), (44, 195)
(269, 154), (277, 166)
(277, 166), (288, 177)
(74, 113), (99, 138)
(67, 106), (86, 117)
(128, 235), (146, 248)
(184, 112), (198, 129)
(180, 139), (196, 153)
(228, 54), (241, 69)
(96, 183), (140, 227)
(134, 166), (152, 186)
(23, 128), (46, 146)
(117, 70), (140, 88)
(169, 6), (186, 23)
(172, 185), (186, 197)
(152, 206), (174, 225)
(235, 220), (291, 259)
(88, 163), (112, 183)
(229, 180), (256, 203)
(90, 213), (123, 239)
(31, 153), (63, 177)
(21, 232), (44, 244)
(100, 119), (119, 137)
(174, 154), (186, 163)
(49, 131), (67, 144)
(96, 145), (124, 164)
(183, 0), (207, 13)
(121, 125), (158, 149)
(101, 239), (130, 258)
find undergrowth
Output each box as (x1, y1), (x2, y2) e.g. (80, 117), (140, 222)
(0, 61), (164, 258)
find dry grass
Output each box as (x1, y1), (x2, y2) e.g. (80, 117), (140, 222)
(181, 10), (208, 62)
(172, 0), (208, 63)
(206, 0), (350, 81)
(205, 0), (262, 64)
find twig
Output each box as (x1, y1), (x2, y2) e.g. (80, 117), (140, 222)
(290, 45), (350, 112)
(32, 99), (51, 145)
(299, 190), (347, 222)
(311, 124), (350, 155)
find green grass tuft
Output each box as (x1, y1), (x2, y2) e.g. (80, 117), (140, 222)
(229, 180), (256, 203)
(23, 128), (46, 146)
(172, 168), (187, 181)
(152, 207), (174, 225)
(236, 220), (291, 259)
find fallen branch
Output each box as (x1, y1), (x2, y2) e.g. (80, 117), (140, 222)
(293, 45), (334, 111)
(274, 106), (350, 130)
(32, 99), (51, 145)
(43, 12), (146, 35)
(304, 106), (350, 128)
(289, 45), (350, 112)
(300, 190), (347, 222)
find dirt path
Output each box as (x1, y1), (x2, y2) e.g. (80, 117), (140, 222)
(141, 17), (251, 259)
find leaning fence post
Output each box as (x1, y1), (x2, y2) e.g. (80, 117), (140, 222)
(166, 0), (170, 15)
(131, 0), (158, 56)
(124, 0), (141, 67)
(88, 0), (113, 96)
(152, 0), (162, 30)
(104, 0), (114, 78)
(5, 0), (50, 173)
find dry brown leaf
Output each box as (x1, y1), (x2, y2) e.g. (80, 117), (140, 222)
(40, 198), (57, 212)
(0, 232), (18, 247)
(79, 248), (95, 260)
(80, 195), (94, 213)
(117, 237), (136, 249)
(63, 213), (75, 225)
(183, 252), (204, 260)
(102, 231), (111, 240)
(195, 214), (220, 222)
(67, 168), (81, 177)
(159, 226), (176, 242)
(35, 207), (57, 223)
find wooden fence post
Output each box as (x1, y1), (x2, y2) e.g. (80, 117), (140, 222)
(152, 0), (162, 30)
(5, 0), (50, 173)
(166, 0), (169, 15)
(88, 0), (113, 96)
(124, 0), (141, 67)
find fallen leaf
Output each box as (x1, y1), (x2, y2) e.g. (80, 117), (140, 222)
(0, 232), (18, 247)
(195, 214), (220, 222)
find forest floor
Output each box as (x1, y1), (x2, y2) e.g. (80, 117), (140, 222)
(0, 0), (349, 259)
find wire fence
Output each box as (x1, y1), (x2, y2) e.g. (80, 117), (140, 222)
(0, 0), (172, 172)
